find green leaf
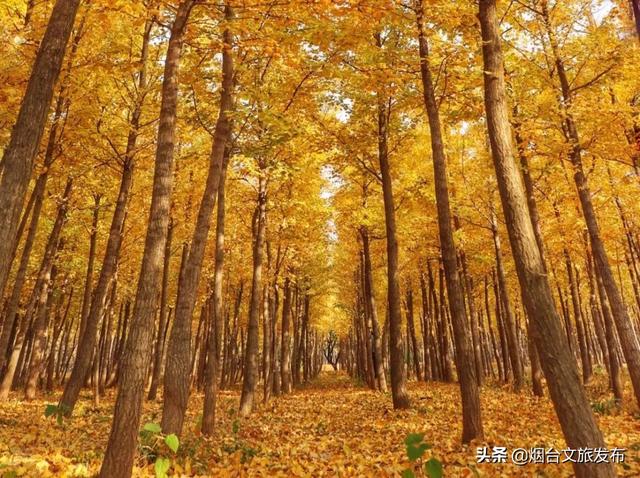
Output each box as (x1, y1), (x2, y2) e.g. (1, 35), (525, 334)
(404, 433), (425, 447)
(401, 469), (416, 478)
(165, 433), (179, 453)
(154, 457), (171, 478)
(143, 422), (162, 434)
(425, 457), (443, 478)
(232, 419), (239, 434)
(407, 443), (429, 462)
(44, 404), (58, 418)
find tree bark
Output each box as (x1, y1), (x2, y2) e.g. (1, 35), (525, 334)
(161, 4), (234, 435)
(360, 226), (387, 392)
(1, 178), (72, 400)
(540, 0), (640, 409)
(78, 194), (101, 340)
(491, 214), (524, 391)
(631, 0), (640, 39)
(0, 0), (81, 299)
(375, 75), (410, 409)
(239, 175), (267, 416)
(416, 2), (483, 441)
(281, 277), (293, 393)
(148, 218), (174, 400)
(478, 2), (614, 476)
(59, 16), (153, 415)
(0, 78), (71, 370)
(202, 148), (230, 435)
(99, 3), (196, 476)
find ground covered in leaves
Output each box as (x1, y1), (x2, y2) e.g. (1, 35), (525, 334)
(1, 372), (639, 477)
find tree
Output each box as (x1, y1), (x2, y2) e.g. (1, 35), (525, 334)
(59, 14), (154, 415)
(376, 73), (410, 410)
(239, 174), (268, 417)
(415, 0), (483, 442)
(537, 0), (640, 409)
(161, 2), (235, 436)
(0, 0), (82, 299)
(478, 1), (615, 476)
(99, 2), (197, 475)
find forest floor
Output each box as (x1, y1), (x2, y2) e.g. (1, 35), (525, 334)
(0, 372), (639, 477)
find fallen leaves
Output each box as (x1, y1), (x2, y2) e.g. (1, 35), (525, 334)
(0, 372), (639, 476)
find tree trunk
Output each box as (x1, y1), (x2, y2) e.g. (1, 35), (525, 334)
(541, 0), (640, 409)
(478, 2), (614, 476)
(78, 195), (101, 340)
(262, 283), (272, 401)
(513, 111), (546, 395)
(491, 214), (524, 391)
(416, 3), (483, 440)
(0, 79), (71, 369)
(565, 252), (592, 383)
(161, 6), (234, 435)
(99, 3), (196, 476)
(375, 69), (410, 409)
(59, 16), (153, 415)
(202, 147), (229, 435)
(1, 178), (72, 400)
(239, 175), (267, 417)
(632, 0), (640, 39)
(46, 285), (72, 391)
(419, 273), (432, 381)
(595, 263), (624, 401)
(361, 226), (387, 392)
(0, 0), (81, 300)
(148, 218), (174, 400)
(405, 287), (423, 382)
(281, 277), (292, 393)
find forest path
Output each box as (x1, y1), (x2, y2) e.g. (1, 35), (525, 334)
(0, 372), (638, 476)
(205, 372), (640, 477)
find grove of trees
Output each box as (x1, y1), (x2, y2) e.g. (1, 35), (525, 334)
(0, 0), (639, 476)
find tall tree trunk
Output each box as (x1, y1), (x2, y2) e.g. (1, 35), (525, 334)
(46, 285), (72, 391)
(0, 0), (81, 299)
(490, 214), (524, 391)
(375, 64), (410, 409)
(0, 176), (46, 369)
(202, 147), (229, 435)
(161, 6), (234, 435)
(262, 283), (272, 401)
(281, 277), (292, 393)
(565, 252), (592, 383)
(361, 226), (387, 392)
(0, 74), (73, 369)
(99, 3), (196, 476)
(359, 251), (375, 388)
(78, 195), (101, 340)
(478, 2), (614, 476)
(541, 0), (640, 409)
(419, 273), (432, 381)
(1, 178), (72, 400)
(59, 16), (153, 415)
(513, 111), (545, 395)
(148, 218), (174, 400)
(239, 175), (267, 417)
(416, 3), (483, 440)
(405, 287), (423, 382)
(595, 263), (624, 401)
(25, 254), (62, 400)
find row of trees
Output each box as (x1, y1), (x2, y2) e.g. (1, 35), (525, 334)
(0, 0), (638, 477)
